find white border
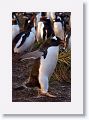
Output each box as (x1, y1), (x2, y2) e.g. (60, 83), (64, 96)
(0, 0), (83, 114)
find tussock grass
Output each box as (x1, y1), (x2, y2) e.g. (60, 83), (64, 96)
(51, 49), (71, 83)
(58, 49), (71, 66)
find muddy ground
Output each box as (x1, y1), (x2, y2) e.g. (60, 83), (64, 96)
(12, 52), (71, 102)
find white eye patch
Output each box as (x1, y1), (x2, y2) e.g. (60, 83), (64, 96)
(28, 20), (31, 23)
(52, 36), (57, 40)
(66, 34), (68, 38)
(57, 16), (61, 20)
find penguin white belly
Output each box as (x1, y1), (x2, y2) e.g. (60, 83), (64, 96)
(50, 12), (55, 20)
(12, 25), (20, 40)
(68, 36), (71, 49)
(47, 12), (51, 19)
(14, 32), (35, 53)
(54, 22), (64, 40)
(47, 12), (55, 22)
(36, 13), (41, 26)
(39, 46), (59, 93)
(36, 22), (44, 42)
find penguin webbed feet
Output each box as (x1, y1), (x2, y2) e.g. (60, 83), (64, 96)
(37, 89), (56, 98)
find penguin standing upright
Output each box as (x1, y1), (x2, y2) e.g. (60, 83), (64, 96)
(35, 12), (46, 27)
(19, 35), (64, 97)
(12, 17), (36, 53)
(46, 12), (56, 22)
(65, 32), (71, 49)
(38, 36), (60, 96)
(50, 12), (56, 21)
(36, 12), (47, 42)
(12, 13), (20, 41)
(53, 15), (64, 40)
(36, 17), (54, 42)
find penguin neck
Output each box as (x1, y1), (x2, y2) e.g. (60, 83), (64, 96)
(50, 40), (59, 47)
(55, 18), (62, 22)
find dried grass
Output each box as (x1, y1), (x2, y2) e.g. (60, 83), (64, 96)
(51, 49), (71, 83)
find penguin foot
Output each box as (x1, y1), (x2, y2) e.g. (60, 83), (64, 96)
(41, 92), (56, 98)
(37, 89), (56, 98)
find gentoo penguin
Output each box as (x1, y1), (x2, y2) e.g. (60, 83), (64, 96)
(18, 35), (64, 97)
(43, 18), (54, 39)
(46, 12), (56, 22)
(50, 12), (56, 21)
(65, 32), (71, 49)
(12, 18), (36, 53)
(53, 15), (64, 41)
(12, 13), (20, 41)
(61, 13), (71, 34)
(35, 12), (47, 27)
(68, 36), (71, 49)
(36, 17), (54, 42)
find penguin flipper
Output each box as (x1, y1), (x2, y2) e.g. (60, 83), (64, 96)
(20, 50), (43, 61)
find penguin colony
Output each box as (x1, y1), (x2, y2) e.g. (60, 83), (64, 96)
(12, 12), (71, 97)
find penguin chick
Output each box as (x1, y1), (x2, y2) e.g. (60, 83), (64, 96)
(12, 17), (20, 41)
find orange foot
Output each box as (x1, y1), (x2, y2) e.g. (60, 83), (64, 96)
(41, 92), (56, 98)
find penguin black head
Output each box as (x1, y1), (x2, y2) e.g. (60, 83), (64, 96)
(53, 14), (64, 28)
(54, 15), (62, 22)
(12, 12), (18, 25)
(41, 12), (46, 17)
(12, 12), (17, 19)
(12, 12), (20, 25)
(51, 36), (65, 47)
(24, 16), (35, 31)
(43, 18), (54, 39)
(45, 18), (51, 24)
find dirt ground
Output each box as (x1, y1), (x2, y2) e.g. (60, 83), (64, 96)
(12, 53), (71, 102)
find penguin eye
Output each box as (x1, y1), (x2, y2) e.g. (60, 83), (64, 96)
(28, 20), (31, 23)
